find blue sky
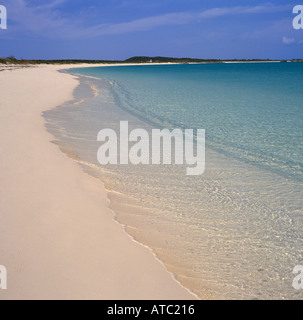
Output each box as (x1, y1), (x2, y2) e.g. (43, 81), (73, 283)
(0, 0), (302, 60)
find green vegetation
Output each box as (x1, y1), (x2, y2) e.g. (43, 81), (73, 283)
(0, 57), (121, 65)
(0, 56), (302, 65)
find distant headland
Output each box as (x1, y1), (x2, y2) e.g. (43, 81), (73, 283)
(0, 55), (302, 65)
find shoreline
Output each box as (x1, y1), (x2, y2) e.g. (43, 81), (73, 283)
(45, 65), (210, 299)
(0, 64), (197, 300)
(56, 64), (201, 300)
(47, 62), (303, 300)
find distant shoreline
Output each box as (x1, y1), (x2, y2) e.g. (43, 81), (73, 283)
(1, 55), (302, 66)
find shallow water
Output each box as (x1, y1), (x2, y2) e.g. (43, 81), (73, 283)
(44, 64), (303, 299)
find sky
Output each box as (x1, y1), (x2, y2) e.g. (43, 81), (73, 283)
(0, 0), (302, 60)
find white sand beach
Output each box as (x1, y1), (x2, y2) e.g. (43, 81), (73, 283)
(0, 64), (196, 300)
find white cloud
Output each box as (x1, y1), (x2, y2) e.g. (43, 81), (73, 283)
(1, 1), (292, 39)
(2, 0), (77, 38)
(85, 4), (291, 37)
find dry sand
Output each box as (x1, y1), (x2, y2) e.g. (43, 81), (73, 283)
(0, 64), (196, 300)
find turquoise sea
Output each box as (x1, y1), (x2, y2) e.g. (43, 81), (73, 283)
(44, 63), (303, 299)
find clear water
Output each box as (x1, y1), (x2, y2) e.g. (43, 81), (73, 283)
(44, 63), (303, 299)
